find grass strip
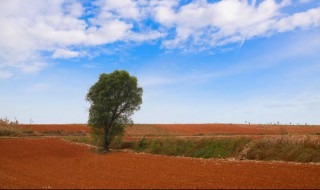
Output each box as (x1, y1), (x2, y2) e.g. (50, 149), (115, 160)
(134, 137), (251, 159)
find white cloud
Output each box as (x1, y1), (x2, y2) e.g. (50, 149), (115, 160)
(275, 7), (320, 32)
(162, 0), (320, 49)
(97, 0), (141, 20)
(150, 0), (178, 27)
(0, 0), (86, 76)
(0, 0), (320, 78)
(86, 20), (132, 45)
(0, 0), (162, 78)
(128, 30), (166, 42)
(162, 0), (280, 48)
(52, 49), (81, 59)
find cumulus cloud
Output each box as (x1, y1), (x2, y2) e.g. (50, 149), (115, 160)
(150, 0), (178, 27)
(0, 0), (320, 78)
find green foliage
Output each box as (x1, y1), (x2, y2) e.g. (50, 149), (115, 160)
(86, 70), (143, 152)
(133, 137), (251, 159)
(90, 127), (104, 147)
(192, 138), (250, 158)
(135, 137), (148, 152)
(247, 136), (320, 163)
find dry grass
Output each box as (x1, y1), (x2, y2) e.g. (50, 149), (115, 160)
(247, 136), (320, 163)
(0, 118), (33, 137)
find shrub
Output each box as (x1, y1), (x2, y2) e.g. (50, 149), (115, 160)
(135, 137), (148, 152)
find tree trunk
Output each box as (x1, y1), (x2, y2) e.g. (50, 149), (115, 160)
(103, 126), (110, 152)
(102, 143), (110, 152)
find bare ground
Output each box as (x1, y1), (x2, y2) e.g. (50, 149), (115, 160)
(1, 138), (320, 189)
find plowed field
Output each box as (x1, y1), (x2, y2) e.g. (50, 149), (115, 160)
(1, 138), (320, 189)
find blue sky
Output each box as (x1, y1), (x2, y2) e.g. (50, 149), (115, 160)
(1, 0), (320, 124)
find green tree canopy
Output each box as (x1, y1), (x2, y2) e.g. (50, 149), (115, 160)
(86, 70), (143, 152)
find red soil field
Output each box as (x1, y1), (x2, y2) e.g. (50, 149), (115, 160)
(20, 124), (90, 133)
(153, 124), (320, 135)
(1, 138), (320, 189)
(20, 123), (320, 136)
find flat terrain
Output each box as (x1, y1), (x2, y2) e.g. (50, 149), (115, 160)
(20, 124), (90, 133)
(21, 123), (320, 136)
(152, 124), (320, 135)
(1, 138), (320, 189)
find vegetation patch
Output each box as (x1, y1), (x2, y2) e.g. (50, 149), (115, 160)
(63, 135), (320, 163)
(109, 135), (134, 149)
(0, 118), (34, 137)
(133, 137), (251, 159)
(247, 136), (320, 163)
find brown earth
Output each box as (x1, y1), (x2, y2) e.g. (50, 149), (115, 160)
(1, 138), (320, 189)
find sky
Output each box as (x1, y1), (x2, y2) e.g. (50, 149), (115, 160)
(0, 0), (320, 124)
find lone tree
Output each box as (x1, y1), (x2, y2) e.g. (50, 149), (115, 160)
(86, 70), (143, 152)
